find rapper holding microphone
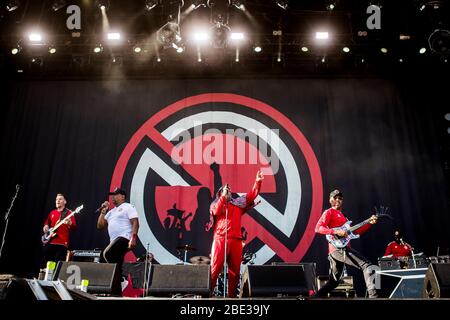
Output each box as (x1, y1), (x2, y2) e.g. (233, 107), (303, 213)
(208, 170), (263, 297)
(97, 187), (139, 293)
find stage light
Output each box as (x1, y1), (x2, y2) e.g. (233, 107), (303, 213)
(428, 29), (450, 56)
(176, 45), (184, 53)
(419, 47), (427, 54)
(107, 32), (121, 40)
(399, 58), (404, 63)
(198, 57), (202, 62)
(230, 32), (244, 41)
(326, 2), (336, 11)
(29, 32), (43, 43)
(231, 0), (245, 11)
(301, 46), (309, 52)
(157, 57), (161, 62)
(191, 0), (206, 9)
(321, 56), (326, 63)
(343, 46), (350, 53)
(315, 32), (329, 40)
(380, 47), (388, 53)
(277, 57), (281, 62)
(96, 0), (109, 10)
(93, 45), (103, 53)
(145, 0), (158, 11)
(157, 21), (182, 49)
(254, 46), (262, 52)
(193, 32), (209, 43)
(133, 46), (142, 53)
(49, 46), (56, 54)
(275, 0), (288, 10)
(11, 46), (21, 55)
(51, 0), (66, 11)
(6, 0), (20, 12)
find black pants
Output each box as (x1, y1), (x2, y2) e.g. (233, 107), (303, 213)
(41, 244), (67, 269)
(317, 247), (378, 298)
(103, 237), (130, 281)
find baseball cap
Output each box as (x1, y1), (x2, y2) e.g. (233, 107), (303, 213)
(329, 189), (343, 198)
(109, 187), (127, 197)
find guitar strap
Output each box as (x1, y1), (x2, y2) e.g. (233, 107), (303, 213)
(59, 208), (69, 221)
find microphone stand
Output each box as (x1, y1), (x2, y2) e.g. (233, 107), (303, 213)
(0, 185), (20, 262)
(223, 196), (229, 298)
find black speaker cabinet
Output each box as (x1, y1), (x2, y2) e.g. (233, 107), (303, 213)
(53, 261), (121, 295)
(0, 275), (35, 300)
(239, 264), (311, 297)
(147, 264), (211, 297)
(423, 263), (450, 298)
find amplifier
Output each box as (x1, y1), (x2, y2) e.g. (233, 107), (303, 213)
(71, 250), (102, 263)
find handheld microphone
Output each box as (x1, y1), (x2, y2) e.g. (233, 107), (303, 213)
(95, 203), (108, 213)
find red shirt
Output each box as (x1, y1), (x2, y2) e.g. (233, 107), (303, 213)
(210, 181), (261, 239)
(315, 208), (372, 253)
(43, 209), (77, 247)
(384, 241), (412, 257)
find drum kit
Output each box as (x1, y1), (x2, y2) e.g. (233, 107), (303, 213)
(175, 244), (211, 265)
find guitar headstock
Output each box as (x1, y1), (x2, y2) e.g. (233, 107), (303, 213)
(73, 204), (84, 213)
(373, 205), (393, 220)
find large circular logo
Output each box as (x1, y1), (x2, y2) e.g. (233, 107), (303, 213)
(111, 93), (323, 264)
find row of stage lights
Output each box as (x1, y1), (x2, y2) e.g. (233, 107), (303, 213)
(10, 30), (430, 57)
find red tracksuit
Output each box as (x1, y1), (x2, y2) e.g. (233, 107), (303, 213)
(315, 208), (372, 254)
(384, 241), (413, 257)
(210, 180), (261, 297)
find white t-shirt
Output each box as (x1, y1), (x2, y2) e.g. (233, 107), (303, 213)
(105, 202), (139, 242)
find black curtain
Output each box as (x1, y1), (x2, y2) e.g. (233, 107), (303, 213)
(0, 78), (449, 295)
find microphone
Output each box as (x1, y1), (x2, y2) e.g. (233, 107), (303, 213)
(95, 203), (108, 213)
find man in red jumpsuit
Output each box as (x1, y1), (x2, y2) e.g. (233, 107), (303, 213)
(209, 170), (263, 297)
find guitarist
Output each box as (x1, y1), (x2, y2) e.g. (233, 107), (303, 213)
(314, 189), (378, 298)
(41, 193), (77, 268)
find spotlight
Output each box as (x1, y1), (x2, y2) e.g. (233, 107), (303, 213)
(11, 44), (21, 55)
(419, 47), (427, 54)
(157, 57), (161, 62)
(30, 56), (44, 67)
(254, 46), (262, 52)
(107, 32), (121, 40)
(399, 58), (404, 63)
(315, 31), (329, 40)
(49, 46), (56, 54)
(343, 46), (350, 53)
(157, 21), (182, 49)
(193, 32), (209, 43)
(96, 0), (109, 10)
(133, 46), (142, 53)
(230, 32), (244, 41)
(6, 0), (20, 12)
(301, 46), (309, 52)
(275, 0), (288, 10)
(93, 45), (103, 53)
(321, 56), (326, 63)
(380, 47), (388, 53)
(191, 0), (206, 9)
(175, 45), (184, 53)
(145, 0), (158, 11)
(428, 29), (450, 56)
(28, 32), (43, 43)
(198, 57), (202, 62)
(51, 0), (66, 11)
(326, 2), (336, 11)
(231, 0), (245, 10)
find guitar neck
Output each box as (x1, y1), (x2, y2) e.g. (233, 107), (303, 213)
(53, 211), (76, 230)
(347, 218), (371, 232)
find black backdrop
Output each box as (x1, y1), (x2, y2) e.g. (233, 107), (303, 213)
(0, 77), (449, 295)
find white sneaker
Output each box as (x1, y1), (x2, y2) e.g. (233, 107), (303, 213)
(121, 278), (129, 291)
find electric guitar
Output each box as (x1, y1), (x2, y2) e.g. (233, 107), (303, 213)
(41, 205), (84, 245)
(326, 212), (392, 249)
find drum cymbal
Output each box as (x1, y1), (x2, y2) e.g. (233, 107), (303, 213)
(176, 244), (196, 251)
(190, 256), (211, 265)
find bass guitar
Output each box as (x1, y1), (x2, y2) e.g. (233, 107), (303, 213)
(41, 205), (83, 245)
